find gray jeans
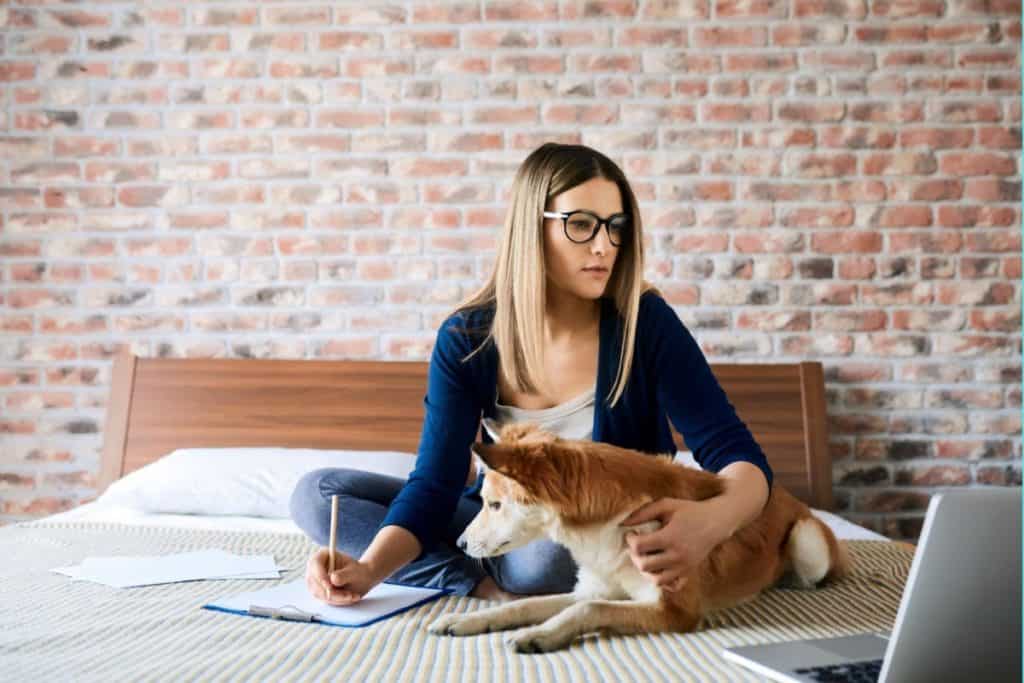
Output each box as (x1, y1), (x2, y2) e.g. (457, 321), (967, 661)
(289, 468), (578, 597)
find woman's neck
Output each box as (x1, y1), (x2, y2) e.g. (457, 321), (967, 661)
(543, 290), (600, 345)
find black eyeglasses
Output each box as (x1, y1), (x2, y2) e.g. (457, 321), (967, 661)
(542, 210), (630, 247)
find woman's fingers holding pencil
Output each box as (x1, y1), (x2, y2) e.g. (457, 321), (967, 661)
(326, 554), (379, 605)
(306, 548), (350, 603)
(306, 548), (331, 600)
(306, 548), (372, 606)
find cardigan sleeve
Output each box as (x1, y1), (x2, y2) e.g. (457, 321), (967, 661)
(379, 313), (483, 556)
(642, 293), (773, 490)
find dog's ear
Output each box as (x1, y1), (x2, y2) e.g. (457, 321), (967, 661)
(470, 441), (518, 476)
(470, 440), (561, 496)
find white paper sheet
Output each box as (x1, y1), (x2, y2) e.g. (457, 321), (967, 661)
(53, 550), (283, 588)
(207, 578), (447, 627)
(52, 565), (283, 582)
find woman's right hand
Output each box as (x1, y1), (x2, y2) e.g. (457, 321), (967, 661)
(305, 547), (380, 606)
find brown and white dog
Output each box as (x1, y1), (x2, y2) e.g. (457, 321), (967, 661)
(427, 423), (849, 653)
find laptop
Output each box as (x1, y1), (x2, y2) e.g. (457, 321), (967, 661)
(722, 488), (1022, 683)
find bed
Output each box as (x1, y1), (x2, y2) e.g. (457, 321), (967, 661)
(2, 351), (912, 682)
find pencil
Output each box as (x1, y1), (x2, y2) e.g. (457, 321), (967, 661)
(328, 494), (339, 576)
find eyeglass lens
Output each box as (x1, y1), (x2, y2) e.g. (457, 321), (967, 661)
(564, 211), (629, 246)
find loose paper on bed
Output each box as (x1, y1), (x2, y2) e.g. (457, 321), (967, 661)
(205, 579), (450, 628)
(52, 549), (284, 588)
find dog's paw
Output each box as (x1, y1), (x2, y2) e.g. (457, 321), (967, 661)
(427, 613), (494, 637)
(505, 627), (574, 653)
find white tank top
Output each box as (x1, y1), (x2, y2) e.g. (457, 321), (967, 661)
(481, 385), (596, 442)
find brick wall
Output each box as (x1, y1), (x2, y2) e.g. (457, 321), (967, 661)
(0, 1), (1020, 538)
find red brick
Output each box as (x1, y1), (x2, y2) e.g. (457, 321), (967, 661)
(863, 151), (937, 174)
(723, 51), (796, 72)
(12, 160), (79, 181)
(936, 440), (1014, 459)
(264, 58), (335, 79)
(820, 126), (898, 149)
(892, 309), (966, 331)
(701, 102), (772, 123)
(937, 205), (1018, 228)
(958, 256), (999, 279)
(934, 334), (1018, 356)
(265, 7), (331, 25)
(3, 497), (79, 516)
(780, 206), (853, 228)
(736, 310), (810, 331)
(716, 0), (783, 18)
(562, 0), (638, 18)
(976, 126), (1022, 150)
(693, 26), (766, 47)
(886, 179), (962, 201)
(966, 230), (1020, 252)
(772, 24), (846, 45)
(986, 73), (1021, 92)
(620, 26), (687, 47)
(484, 0), (559, 21)
(936, 101), (1003, 123)
(895, 465), (970, 486)
(835, 257), (874, 279)
(942, 152), (1018, 178)
(937, 282), (1016, 306)
(621, 104), (696, 126)
(927, 388), (1004, 410)
(466, 28), (540, 49)
(811, 231), (883, 253)
(393, 30), (460, 50)
(883, 49), (953, 69)
(1004, 256), (1021, 279)
(697, 206), (773, 230)
(870, 0), (945, 16)
(781, 334), (855, 355)
(959, 49), (1019, 69)
(827, 363), (893, 383)
(404, 4), (470, 22)
(816, 310), (888, 331)
(0, 61), (35, 81)
(976, 466), (1022, 486)
(850, 102), (924, 122)
(873, 205), (934, 228)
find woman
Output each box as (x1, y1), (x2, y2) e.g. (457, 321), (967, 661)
(290, 142), (772, 604)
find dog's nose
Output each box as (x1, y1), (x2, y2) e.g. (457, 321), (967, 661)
(457, 538), (467, 551)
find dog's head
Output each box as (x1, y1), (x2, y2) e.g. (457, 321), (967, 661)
(455, 423), (568, 558)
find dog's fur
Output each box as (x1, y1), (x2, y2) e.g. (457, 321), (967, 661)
(427, 423), (849, 653)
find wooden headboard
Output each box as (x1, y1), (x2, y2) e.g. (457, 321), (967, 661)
(100, 351), (833, 510)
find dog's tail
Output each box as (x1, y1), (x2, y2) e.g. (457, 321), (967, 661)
(784, 515), (851, 588)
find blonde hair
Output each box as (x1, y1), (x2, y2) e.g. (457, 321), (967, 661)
(453, 143), (658, 408)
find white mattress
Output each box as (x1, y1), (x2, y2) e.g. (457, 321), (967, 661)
(4, 516), (911, 682)
(44, 500), (888, 541)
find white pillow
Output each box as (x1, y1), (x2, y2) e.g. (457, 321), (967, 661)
(96, 448), (417, 519)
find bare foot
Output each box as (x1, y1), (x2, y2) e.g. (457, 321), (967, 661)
(469, 576), (518, 602)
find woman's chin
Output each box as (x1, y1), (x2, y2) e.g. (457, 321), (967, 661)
(546, 278), (608, 302)
(572, 288), (605, 301)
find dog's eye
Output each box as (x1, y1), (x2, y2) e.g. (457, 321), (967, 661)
(488, 501), (501, 510)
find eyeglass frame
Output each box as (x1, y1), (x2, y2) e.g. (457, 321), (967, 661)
(542, 209), (631, 247)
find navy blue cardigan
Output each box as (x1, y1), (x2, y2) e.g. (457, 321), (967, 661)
(380, 291), (773, 555)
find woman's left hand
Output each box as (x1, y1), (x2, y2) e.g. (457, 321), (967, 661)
(620, 497), (727, 591)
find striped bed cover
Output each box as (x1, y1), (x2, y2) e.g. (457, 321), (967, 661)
(2, 521), (912, 682)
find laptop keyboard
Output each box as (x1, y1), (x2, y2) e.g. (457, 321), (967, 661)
(794, 658), (883, 682)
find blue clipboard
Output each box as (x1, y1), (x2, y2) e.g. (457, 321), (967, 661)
(203, 578), (452, 628)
